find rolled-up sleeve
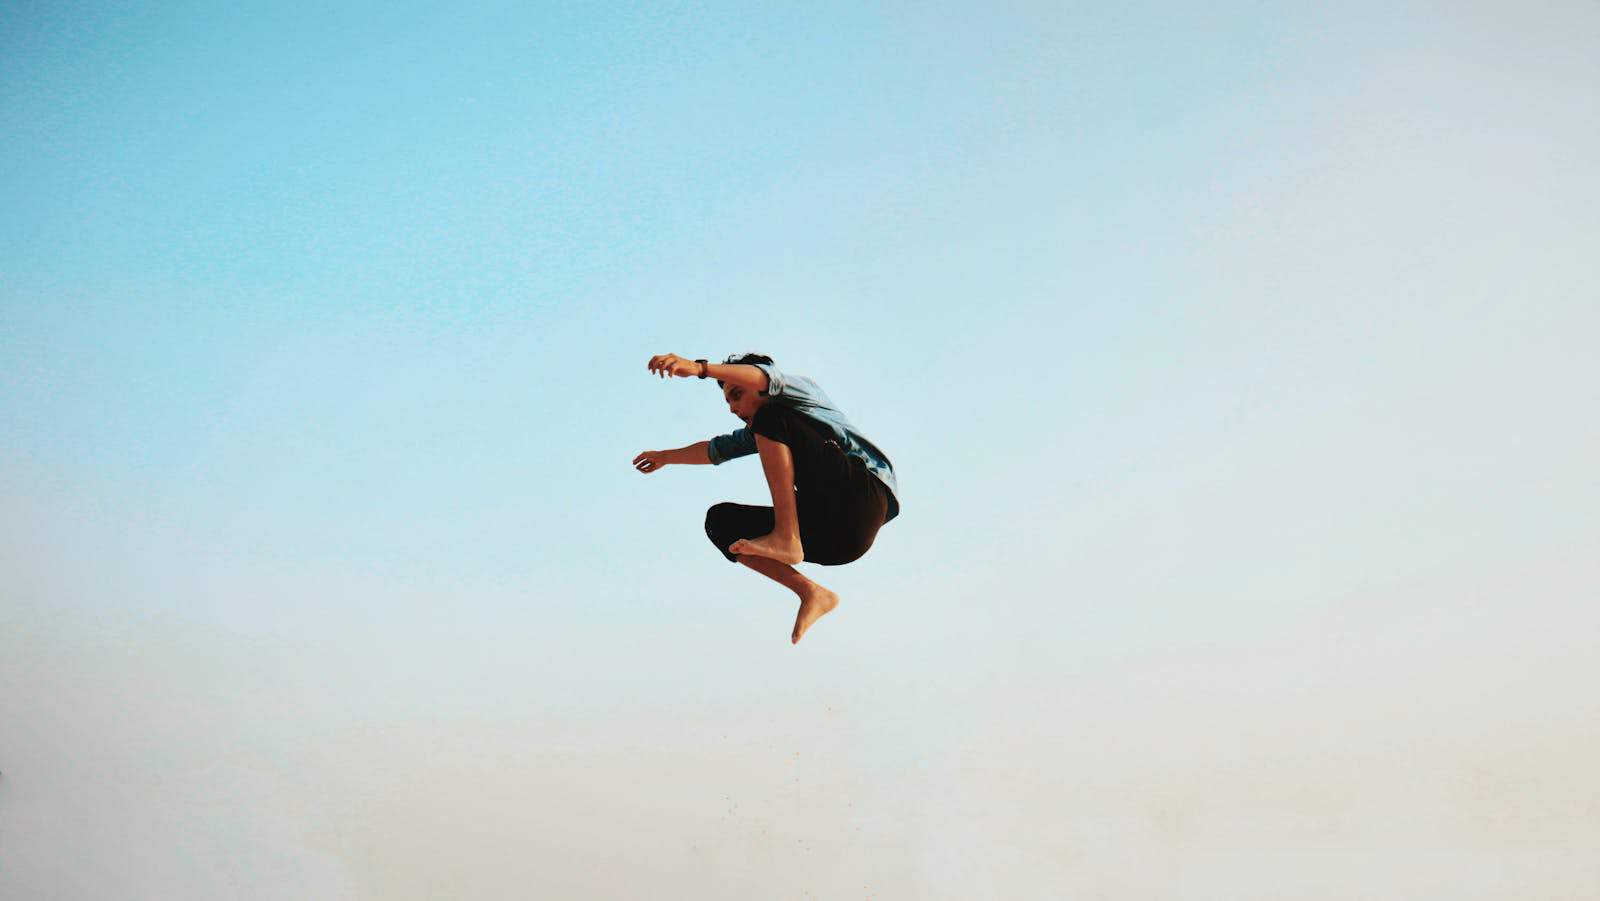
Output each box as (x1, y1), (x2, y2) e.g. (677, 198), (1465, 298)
(750, 362), (785, 397)
(707, 426), (757, 465)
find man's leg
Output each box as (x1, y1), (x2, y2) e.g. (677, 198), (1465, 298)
(735, 553), (840, 645)
(726, 432), (805, 565)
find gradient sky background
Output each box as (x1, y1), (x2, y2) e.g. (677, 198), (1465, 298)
(3, 1), (1597, 897)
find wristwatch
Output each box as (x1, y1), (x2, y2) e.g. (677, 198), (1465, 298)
(694, 359), (709, 378)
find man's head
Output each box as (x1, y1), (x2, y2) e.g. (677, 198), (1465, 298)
(718, 353), (774, 424)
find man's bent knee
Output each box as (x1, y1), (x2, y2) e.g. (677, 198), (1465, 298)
(705, 502), (736, 537)
(705, 503), (742, 563)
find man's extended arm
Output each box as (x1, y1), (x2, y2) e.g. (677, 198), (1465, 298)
(663, 440), (714, 465)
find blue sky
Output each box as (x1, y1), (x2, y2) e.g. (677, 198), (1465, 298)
(3, 1), (1598, 897)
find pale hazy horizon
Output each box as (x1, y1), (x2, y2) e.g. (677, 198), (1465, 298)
(3, 1), (1597, 898)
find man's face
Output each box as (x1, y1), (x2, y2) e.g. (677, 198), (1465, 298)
(723, 382), (765, 424)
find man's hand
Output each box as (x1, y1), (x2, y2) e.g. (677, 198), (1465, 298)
(647, 353), (701, 379)
(633, 450), (671, 473)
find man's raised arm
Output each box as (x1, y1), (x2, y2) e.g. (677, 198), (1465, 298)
(647, 354), (769, 394)
(702, 362), (768, 394)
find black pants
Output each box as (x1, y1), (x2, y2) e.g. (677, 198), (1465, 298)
(704, 403), (889, 566)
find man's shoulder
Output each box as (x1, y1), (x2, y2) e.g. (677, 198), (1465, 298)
(777, 372), (830, 404)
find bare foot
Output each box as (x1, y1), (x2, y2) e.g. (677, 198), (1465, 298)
(729, 533), (804, 566)
(791, 585), (840, 645)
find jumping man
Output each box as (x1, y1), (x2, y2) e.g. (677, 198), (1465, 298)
(633, 352), (901, 644)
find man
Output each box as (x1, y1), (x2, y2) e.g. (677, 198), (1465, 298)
(633, 352), (900, 645)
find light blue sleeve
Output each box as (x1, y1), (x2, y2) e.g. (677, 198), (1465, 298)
(748, 362), (827, 405)
(707, 426), (757, 465)
(749, 361), (786, 397)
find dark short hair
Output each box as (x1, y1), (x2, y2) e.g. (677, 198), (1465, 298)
(716, 353), (774, 389)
